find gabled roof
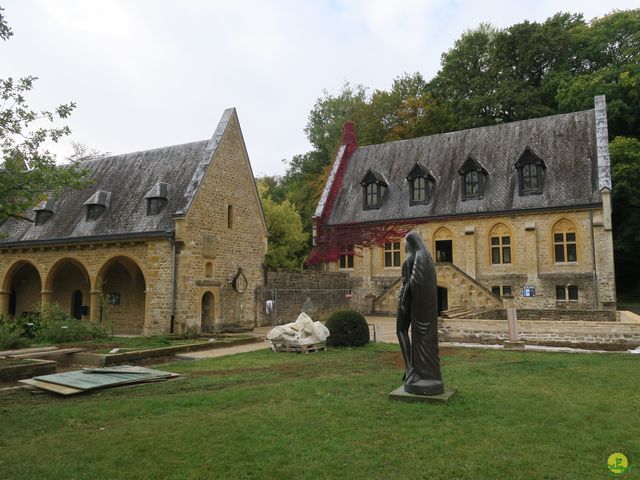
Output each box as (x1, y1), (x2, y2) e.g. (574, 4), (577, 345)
(0, 108), (239, 245)
(360, 168), (388, 187)
(406, 162), (435, 181)
(322, 109), (601, 226)
(515, 146), (547, 169)
(457, 155), (489, 175)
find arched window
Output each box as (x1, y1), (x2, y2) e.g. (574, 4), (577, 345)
(489, 224), (512, 265)
(433, 227), (453, 263)
(552, 219), (578, 263)
(205, 262), (213, 278)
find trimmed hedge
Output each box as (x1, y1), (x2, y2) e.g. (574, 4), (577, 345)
(325, 309), (369, 347)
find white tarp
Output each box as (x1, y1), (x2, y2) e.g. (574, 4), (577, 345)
(267, 312), (330, 346)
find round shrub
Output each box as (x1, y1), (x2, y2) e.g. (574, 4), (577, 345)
(325, 309), (369, 347)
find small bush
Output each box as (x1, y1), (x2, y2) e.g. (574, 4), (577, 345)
(325, 309), (369, 347)
(0, 322), (31, 350)
(36, 304), (110, 344)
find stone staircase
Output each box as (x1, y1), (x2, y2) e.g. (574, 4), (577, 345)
(372, 263), (502, 316)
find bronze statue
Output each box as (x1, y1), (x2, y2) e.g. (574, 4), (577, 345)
(396, 231), (445, 395)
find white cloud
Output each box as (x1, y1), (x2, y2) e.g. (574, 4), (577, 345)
(1, 0), (638, 175)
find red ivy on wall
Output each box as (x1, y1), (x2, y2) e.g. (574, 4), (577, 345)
(306, 221), (423, 266)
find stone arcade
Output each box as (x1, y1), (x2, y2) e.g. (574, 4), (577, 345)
(0, 109), (267, 335)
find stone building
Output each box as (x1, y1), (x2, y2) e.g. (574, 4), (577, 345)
(310, 96), (615, 317)
(0, 108), (267, 335)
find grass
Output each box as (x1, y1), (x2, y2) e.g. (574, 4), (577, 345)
(0, 344), (638, 479)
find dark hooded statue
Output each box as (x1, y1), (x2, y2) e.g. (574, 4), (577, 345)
(396, 231), (445, 395)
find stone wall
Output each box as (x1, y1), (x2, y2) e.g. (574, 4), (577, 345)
(255, 269), (353, 327)
(176, 112), (267, 332)
(476, 309), (616, 322)
(439, 318), (640, 349)
(325, 208), (616, 312)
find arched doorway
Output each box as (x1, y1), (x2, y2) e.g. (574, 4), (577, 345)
(46, 259), (91, 320)
(201, 292), (215, 333)
(4, 261), (42, 318)
(97, 256), (146, 335)
(433, 227), (453, 263)
(72, 290), (83, 320)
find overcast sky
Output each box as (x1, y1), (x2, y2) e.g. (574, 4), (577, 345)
(2, 0), (638, 176)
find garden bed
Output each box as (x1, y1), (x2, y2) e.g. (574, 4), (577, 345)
(0, 358), (57, 382)
(53, 335), (262, 366)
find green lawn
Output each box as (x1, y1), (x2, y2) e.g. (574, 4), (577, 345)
(1, 345), (638, 479)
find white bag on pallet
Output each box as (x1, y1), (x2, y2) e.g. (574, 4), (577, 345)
(267, 312), (330, 346)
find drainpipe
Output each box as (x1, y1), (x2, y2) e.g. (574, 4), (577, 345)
(170, 233), (178, 334)
(589, 211), (599, 310)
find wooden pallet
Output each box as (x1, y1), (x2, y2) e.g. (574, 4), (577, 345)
(270, 342), (326, 354)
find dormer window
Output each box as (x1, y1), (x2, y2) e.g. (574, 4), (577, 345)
(84, 190), (111, 221)
(458, 156), (489, 201)
(34, 198), (58, 226)
(145, 182), (169, 216)
(406, 162), (435, 206)
(515, 147), (546, 196)
(360, 169), (388, 210)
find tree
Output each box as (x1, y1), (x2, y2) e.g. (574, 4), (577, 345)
(65, 141), (109, 162)
(257, 181), (309, 269)
(0, 7), (89, 222)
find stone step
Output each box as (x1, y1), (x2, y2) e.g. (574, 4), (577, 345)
(8, 348), (87, 359)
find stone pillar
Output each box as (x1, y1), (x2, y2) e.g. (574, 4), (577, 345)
(464, 225), (476, 279)
(89, 290), (102, 324)
(40, 290), (52, 314)
(524, 222), (537, 281)
(0, 290), (9, 316)
(502, 294), (525, 350)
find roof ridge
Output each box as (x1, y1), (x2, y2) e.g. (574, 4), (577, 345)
(81, 139), (209, 164)
(355, 109), (595, 152)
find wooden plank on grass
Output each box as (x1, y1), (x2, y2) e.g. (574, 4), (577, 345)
(19, 379), (84, 396)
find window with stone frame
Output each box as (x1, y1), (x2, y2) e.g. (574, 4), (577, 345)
(556, 285), (578, 301)
(552, 219), (578, 263)
(489, 224), (512, 265)
(339, 245), (354, 269)
(515, 146), (546, 196)
(384, 241), (401, 268)
(491, 285), (512, 297)
(457, 155), (488, 201)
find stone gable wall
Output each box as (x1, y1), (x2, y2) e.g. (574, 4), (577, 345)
(177, 113), (267, 332)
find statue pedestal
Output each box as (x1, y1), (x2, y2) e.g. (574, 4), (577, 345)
(389, 386), (457, 404)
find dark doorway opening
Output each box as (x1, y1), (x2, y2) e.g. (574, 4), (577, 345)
(9, 290), (16, 317)
(201, 292), (214, 333)
(435, 240), (453, 263)
(437, 287), (448, 314)
(72, 290), (83, 320)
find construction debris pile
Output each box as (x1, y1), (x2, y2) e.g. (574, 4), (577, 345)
(20, 365), (179, 396)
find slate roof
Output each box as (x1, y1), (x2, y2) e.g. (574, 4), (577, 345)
(0, 140), (210, 245)
(0, 108), (240, 245)
(324, 109), (601, 226)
